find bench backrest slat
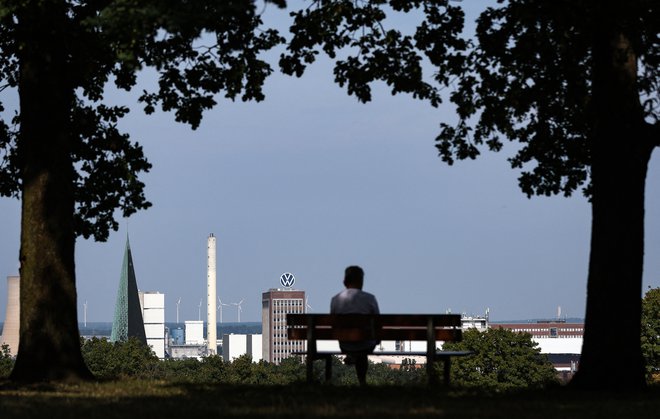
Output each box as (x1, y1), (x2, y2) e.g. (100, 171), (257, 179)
(288, 327), (462, 342)
(286, 313), (463, 343)
(287, 314), (461, 327)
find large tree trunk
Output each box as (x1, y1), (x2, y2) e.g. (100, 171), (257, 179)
(9, 2), (92, 382)
(570, 21), (653, 390)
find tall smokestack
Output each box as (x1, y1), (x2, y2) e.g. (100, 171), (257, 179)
(1, 275), (20, 357)
(207, 234), (217, 354)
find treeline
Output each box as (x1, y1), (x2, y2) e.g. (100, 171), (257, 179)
(1, 330), (553, 389)
(79, 337), (425, 385)
(2, 287), (657, 388)
(1, 338), (414, 385)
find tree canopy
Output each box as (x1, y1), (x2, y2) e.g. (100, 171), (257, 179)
(0, 0), (285, 240)
(0, 0), (286, 381)
(283, 0), (658, 195)
(282, 0), (659, 390)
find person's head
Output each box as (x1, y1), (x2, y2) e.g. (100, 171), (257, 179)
(344, 265), (364, 289)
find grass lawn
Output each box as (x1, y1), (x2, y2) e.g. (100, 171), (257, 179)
(0, 380), (659, 419)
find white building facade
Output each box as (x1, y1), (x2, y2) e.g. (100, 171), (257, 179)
(222, 334), (263, 362)
(185, 320), (205, 345)
(139, 291), (165, 358)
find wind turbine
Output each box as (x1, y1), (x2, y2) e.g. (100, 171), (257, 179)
(305, 297), (313, 313)
(176, 297), (181, 324)
(217, 298), (231, 323)
(83, 300), (88, 327)
(231, 299), (244, 323)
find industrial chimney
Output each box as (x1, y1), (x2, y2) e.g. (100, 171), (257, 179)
(1, 275), (20, 357)
(207, 234), (217, 355)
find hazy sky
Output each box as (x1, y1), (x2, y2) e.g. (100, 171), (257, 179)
(1, 2), (659, 324)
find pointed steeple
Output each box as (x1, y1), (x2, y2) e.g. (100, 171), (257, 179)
(110, 235), (147, 344)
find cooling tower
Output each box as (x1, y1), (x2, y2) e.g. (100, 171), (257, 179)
(207, 234), (217, 354)
(1, 275), (20, 357)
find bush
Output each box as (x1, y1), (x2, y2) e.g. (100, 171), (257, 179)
(372, 358), (426, 385)
(642, 287), (660, 383)
(0, 343), (14, 378)
(443, 328), (558, 391)
(81, 337), (159, 380)
(156, 358), (205, 382)
(301, 355), (425, 386)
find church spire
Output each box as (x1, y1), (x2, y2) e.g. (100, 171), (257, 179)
(110, 235), (147, 344)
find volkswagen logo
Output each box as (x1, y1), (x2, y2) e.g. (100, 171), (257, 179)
(280, 272), (295, 288)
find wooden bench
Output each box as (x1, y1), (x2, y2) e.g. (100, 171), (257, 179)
(286, 313), (472, 385)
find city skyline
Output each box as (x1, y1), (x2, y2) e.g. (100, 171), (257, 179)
(1, 1), (659, 324)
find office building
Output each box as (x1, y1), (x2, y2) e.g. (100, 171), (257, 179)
(262, 288), (306, 364)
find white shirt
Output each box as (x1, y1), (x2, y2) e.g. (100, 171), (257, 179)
(330, 288), (380, 352)
(330, 288), (380, 315)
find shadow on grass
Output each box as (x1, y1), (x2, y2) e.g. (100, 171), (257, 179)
(0, 380), (659, 419)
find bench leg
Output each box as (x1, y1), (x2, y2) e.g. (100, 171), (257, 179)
(427, 359), (438, 386)
(325, 356), (332, 382)
(444, 357), (451, 387)
(306, 356), (314, 383)
(427, 357), (451, 387)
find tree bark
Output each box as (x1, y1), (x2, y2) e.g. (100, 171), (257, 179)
(570, 22), (652, 390)
(9, 2), (92, 382)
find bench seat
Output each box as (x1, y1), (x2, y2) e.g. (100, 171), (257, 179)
(286, 313), (472, 385)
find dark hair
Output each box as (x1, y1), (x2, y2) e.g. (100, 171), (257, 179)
(344, 265), (364, 289)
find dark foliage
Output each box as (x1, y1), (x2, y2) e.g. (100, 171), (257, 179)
(642, 287), (660, 383)
(0, 0), (286, 240)
(81, 337), (159, 380)
(78, 340), (429, 385)
(443, 328), (558, 391)
(0, 344), (13, 378)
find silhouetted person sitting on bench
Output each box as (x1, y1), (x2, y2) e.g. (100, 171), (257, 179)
(330, 265), (380, 385)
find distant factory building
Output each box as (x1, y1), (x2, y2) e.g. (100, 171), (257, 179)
(491, 320), (584, 339)
(262, 273), (306, 364)
(170, 327), (184, 345)
(1, 275), (19, 357)
(110, 236), (147, 345)
(460, 311), (490, 331)
(185, 320), (205, 345)
(167, 320), (207, 360)
(222, 334), (262, 362)
(140, 291), (165, 358)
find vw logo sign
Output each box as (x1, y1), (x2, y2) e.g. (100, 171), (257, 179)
(280, 272), (295, 288)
